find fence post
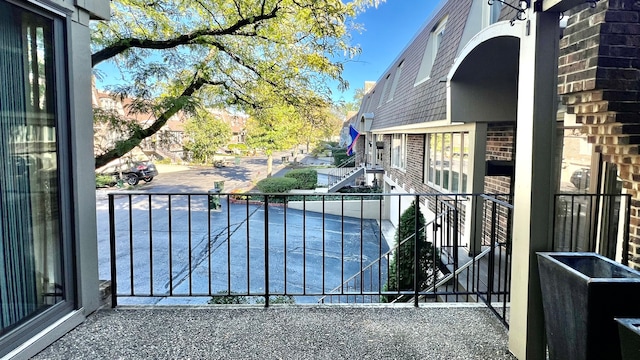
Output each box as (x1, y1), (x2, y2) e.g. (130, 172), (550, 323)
(109, 194), (117, 308)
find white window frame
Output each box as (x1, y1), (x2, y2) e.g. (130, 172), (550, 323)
(391, 134), (406, 170)
(425, 131), (469, 193)
(415, 17), (447, 86)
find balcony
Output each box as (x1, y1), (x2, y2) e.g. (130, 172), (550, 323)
(33, 306), (514, 359)
(33, 191), (630, 358)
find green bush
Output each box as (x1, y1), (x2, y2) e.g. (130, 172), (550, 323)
(383, 200), (439, 303)
(284, 169), (317, 190)
(96, 174), (114, 188)
(256, 177), (298, 193)
(155, 157), (172, 165)
(228, 143), (248, 153)
(333, 149), (355, 167)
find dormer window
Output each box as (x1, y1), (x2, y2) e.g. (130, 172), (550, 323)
(415, 16), (448, 86)
(388, 61), (404, 102)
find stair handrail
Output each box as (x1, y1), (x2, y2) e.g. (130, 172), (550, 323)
(318, 210), (448, 303)
(327, 155), (358, 186)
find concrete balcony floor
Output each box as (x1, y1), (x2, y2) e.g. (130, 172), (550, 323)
(34, 304), (515, 359)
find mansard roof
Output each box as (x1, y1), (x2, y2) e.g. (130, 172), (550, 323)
(355, 0), (473, 131)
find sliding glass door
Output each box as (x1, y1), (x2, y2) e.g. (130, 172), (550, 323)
(0, 0), (72, 349)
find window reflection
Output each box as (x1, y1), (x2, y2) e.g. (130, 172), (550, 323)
(426, 131), (469, 192)
(0, 3), (62, 335)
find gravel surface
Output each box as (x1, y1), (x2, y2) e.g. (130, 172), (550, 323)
(33, 305), (515, 359)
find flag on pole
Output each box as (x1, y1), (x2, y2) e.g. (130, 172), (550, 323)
(347, 125), (360, 156)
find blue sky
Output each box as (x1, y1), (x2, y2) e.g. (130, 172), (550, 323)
(332, 0), (440, 103)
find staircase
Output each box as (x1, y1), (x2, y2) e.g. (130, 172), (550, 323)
(326, 156), (365, 192)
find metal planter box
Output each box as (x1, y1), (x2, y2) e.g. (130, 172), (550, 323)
(537, 252), (640, 360)
(616, 318), (640, 360)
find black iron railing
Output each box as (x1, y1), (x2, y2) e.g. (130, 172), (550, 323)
(553, 193), (631, 265)
(107, 192), (513, 316)
(317, 194), (513, 327)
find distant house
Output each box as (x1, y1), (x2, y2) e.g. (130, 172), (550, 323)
(92, 89), (188, 163)
(208, 108), (248, 145)
(0, 0), (110, 357)
(352, 0), (638, 267)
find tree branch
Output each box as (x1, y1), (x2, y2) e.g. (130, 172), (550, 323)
(92, 5), (280, 67)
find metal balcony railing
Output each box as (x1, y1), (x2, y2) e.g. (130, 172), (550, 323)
(107, 191), (629, 328)
(553, 193), (632, 264)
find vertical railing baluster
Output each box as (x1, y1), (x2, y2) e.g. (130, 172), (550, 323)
(396, 194), (401, 299)
(303, 195), (307, 295)
(109, 194), (117, 308)
(379, 194), (383, 297)
(148, 194), (153, 296)
(487, 200), (497, 303)
(264, 195), (270, 307)
(246, 196), (250, 296)
(341, 195), (345, 295)
(360, 196), (364, 296)
(188, 195), (193, 296)
(284, 195), (288, 295)
(168, 195), (173, 296)
(623, 194), (631, 266)
(208, 193), (212, 296)
(569, 196), (576, 251)
(322, 196), (326, 296)
(552, 195), (558, 250)
(128, 195), (134, 296)
(414, 194), (420, 307)
(227, 194), (232, 295)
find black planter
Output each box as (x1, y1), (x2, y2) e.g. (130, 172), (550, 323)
(537, 252), (640, 360)
(615, 318), (640, 360)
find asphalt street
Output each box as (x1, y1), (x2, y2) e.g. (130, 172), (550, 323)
(96, 152), (388, 305)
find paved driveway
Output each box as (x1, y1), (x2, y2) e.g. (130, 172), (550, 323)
(96, 155), (390, 305)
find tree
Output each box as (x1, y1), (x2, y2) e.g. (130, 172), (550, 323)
(91, 0), (386, 168)
(295, 97), (343, 153)
(183, 110), (232, 163)
(245, 102), (301, 176)
(383, 200), (438, 303)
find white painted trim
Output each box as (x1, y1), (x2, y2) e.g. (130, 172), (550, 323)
(371, 121), (476, 135)
(3, 309), (86, 360)
(446, 21), (524, 124)
(27, 0), (71, 16)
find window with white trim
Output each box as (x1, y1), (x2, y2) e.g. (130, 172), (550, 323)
(415, 17), (447, 85)
(426, 132), (469, 192)
(391, 134), (406, 170)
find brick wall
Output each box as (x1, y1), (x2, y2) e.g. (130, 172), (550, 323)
(559, 0), (640, 268)
(484, 124), (515, 195)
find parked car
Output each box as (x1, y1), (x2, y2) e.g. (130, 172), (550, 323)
(570, 168), (590, 190)
(98, 161), (158, 186)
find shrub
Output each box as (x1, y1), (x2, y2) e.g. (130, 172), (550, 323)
(256, 177), (298, 193)
(228, 143), (248, 151)
(96, 174), (114, 188)
(333, 149), (354, 167)
(284, 169), (317, 190)
(208, 294), (248, 304)
(383, 200), (438, 303)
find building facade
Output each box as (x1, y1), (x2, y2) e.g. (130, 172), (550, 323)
(352, 0), (637, 266)
(0, 0), (109, 358)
